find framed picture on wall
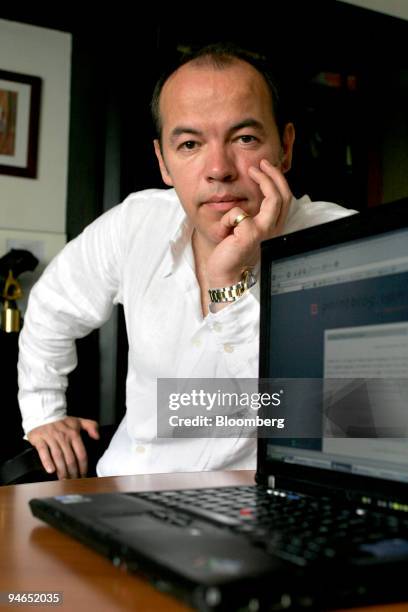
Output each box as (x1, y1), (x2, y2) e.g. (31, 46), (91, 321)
(0, 70), (42, 179)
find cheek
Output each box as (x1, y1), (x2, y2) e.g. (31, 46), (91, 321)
(238, 149), (269, 176)
(238, 155), (264, 190)
(237, 155), (266, 211)
(175, 171), (195, 194)
(168, 170), (198, 213)
(169, 157), (202, 184)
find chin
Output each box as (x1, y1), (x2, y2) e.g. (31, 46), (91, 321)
(210, 220), (234, 244)
(193, 223), (226, 249)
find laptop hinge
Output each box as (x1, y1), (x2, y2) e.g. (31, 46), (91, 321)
(267, 475), (276, 489)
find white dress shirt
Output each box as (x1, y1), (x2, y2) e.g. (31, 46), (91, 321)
(18, 188), (355, 476)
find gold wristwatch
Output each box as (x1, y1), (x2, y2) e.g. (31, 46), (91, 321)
(208, 269), (257, 303)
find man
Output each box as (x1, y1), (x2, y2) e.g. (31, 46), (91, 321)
(18, 44), (355, 479)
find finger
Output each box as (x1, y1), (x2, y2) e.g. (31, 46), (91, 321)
(34, 440), (56, 475)
(70, 435), (88, 477)
(248, 161), (284, 201)
(259, 159), (292, 232)
(42, 439), (68, 479)
(79, 418), (100, 439)
(232, 212), (252, 228)
(218, 206), (254, 234)
(249, 157), (292, 197)
(48, 435), (78, 479)
(248, 167), (282, 231)
(62, 442), (81, 479)
(259, 158), (292, 200)
(248, 159), (292, 232)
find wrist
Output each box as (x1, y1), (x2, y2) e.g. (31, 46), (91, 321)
(207, 275), (242, 289)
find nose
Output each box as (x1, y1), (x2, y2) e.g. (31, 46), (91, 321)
(205, 144), (237, 183)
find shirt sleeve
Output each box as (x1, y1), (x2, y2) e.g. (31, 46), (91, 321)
(18, 203), (125, 435)
(205, 286), (260, 378)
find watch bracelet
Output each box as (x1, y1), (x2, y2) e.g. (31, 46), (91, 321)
(208, 269), (255, 303)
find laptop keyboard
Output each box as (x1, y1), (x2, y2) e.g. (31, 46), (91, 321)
(133, 486), (408, 567)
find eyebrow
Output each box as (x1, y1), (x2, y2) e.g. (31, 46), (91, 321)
(169, 118), (265, 145)
(169, 127), (203, 145)
(229, 118), (265, 133)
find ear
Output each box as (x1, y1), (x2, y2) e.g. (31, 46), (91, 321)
(280, 123), (295, 174)
(154, 140), (174, 186)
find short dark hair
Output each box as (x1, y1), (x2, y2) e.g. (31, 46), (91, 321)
(151, 42), (289, 143)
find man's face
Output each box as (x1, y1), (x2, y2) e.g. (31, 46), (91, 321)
(154, 59), (295, 248)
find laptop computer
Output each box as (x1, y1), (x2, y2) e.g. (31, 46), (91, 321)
(30, 197), (408, 611)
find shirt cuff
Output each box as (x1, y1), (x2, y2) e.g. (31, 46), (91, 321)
(205, 288), (259, 347)
(19, 389), (67, 435)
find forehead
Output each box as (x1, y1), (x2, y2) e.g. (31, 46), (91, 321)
(159, 59), (274, 131)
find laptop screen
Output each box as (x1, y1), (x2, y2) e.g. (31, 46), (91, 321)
(261, 201), (408, 487)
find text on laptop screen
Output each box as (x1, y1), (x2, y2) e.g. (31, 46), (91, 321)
(267, 225), (408, 484)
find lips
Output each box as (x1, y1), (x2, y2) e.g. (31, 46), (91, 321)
(201, 195), (247, 213)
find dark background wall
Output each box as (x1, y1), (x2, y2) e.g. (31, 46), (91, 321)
(3, 2), (408, 220)
(1, 1), (408, 448)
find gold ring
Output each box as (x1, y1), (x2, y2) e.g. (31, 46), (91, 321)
(233, 212), (251, 227)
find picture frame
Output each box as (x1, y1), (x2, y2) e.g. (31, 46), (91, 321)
(0, 69), (42, 179)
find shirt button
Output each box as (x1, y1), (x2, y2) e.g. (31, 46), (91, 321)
(213, 322), (222, 332)
(135, 445), (145, 454)
(223, 343), (234, 353)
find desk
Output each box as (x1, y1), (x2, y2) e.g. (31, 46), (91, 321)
(0, 471), (405, 612)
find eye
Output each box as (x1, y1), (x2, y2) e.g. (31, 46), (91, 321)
(179, 140), (199, 151)
(237, 135), (258, 144)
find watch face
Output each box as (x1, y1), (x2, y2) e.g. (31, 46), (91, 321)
(243, 269), (256, 290)
(248, 271), (257, 288)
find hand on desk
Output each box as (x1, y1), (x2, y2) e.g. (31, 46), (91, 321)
(27, 417), (99, 479)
